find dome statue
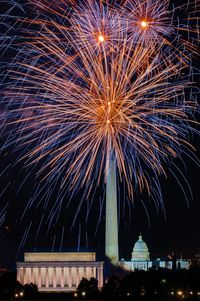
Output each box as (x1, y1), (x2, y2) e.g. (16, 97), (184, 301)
(131, 234), (150, 261)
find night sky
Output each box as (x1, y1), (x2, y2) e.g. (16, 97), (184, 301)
(0, 0), (199, 271)
(0, 144), (199, 270)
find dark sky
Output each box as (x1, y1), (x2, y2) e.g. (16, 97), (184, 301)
(0, 146), (199, 270)
(0, 0), (199, 271)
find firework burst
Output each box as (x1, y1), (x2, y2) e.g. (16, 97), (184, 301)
(0, 0), (199, 247)
(71, 1), (122, 54)
(123, 0), (173, 44)
(2, 0), (198, 196)
(121, 0), (200, 68)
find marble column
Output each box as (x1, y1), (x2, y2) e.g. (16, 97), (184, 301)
(64, 267), (67, 288)
(68, 267), (72, 288)
(92, 267), (96, 278)
(38, 268), (42, 288)
(31, 268), (34, 283)
(53, 268), (57, 288)
(97, 266), (103, 288)
(61, 268), (64, 288)
(17, 267), (24, 284)
(56, 268), (60, 287)
(41, 267), (45, 287)
(26, 267), (31, 283)
(76, 267), (80, 287)
(46, 268), (49, 288)
(86, 267), (90, 280)
(23, 268), (27, 285)
(79, 267), (84, 280)
(57, 268), (59, 287)
(72, 267), (76, 287)
(49, 267), (53, 287)
(35, 268), (38, 284)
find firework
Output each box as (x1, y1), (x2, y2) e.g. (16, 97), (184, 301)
(121, 0), (200, 68)
(0, 0), (199, 246)
(122, 0), (173, 45)
(71, 1), (122, 54)
(2, 0), (198, 196)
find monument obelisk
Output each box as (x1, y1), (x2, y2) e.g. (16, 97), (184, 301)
(105, 156), (119, 263)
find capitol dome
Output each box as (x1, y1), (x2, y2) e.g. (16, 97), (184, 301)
(131, 234), (150, 261)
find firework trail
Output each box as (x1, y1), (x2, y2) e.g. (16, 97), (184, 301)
(121, 0), (200, 64)
(0, 0), (199, 251)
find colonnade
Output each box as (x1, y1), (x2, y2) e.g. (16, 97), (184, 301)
(17, 265), (103, 291)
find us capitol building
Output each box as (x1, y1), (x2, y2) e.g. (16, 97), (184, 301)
(119, 234), (190, 272)
(17, 234), (190, 292)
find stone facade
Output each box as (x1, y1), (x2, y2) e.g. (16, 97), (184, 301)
(120, 234), (152, 271)
(120, 234), (190, 272)
(17, 252), (103, 292)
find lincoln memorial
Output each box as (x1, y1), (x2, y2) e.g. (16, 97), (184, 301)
(17, 252), (103, 292)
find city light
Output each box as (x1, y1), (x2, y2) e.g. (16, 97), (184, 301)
(14, 291), (24, 299)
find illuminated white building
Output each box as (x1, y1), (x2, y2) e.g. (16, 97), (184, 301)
(120, 234), (153, 271)
(17, 252), (103, 292)
(120, 234), (190, 272)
